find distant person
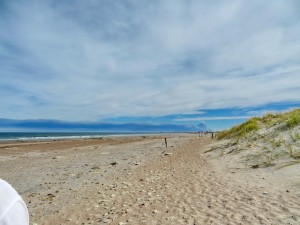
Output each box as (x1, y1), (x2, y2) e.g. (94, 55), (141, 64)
(0, 179), (29, 225)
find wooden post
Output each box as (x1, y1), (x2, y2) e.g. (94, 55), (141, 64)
(164, 138), (167, 148)
(211, 132), (214, 139)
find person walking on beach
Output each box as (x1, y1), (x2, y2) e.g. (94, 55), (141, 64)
(0, 178), (29, 225)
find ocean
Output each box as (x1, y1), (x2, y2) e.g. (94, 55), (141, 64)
(0, 132), (142, 141)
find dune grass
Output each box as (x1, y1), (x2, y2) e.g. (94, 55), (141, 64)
(260, 109), (300, 129)
(258, 112), (282, 125)
(217, 118), (259, 139)
(217, 109), (300, 140)
(286, 109), (300, 128)
(290, 132), (300, 142)
(212, 109), (300, 169)
(277, 160), (300, 169)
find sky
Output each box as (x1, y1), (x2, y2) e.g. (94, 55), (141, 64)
(1, 0), (300, 131)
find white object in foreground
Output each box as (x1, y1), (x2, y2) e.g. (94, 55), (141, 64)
(0, 179), (29, 225)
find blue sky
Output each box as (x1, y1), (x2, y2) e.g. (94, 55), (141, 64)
(1, 0), (300, 131)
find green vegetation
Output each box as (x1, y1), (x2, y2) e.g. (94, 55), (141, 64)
(210, 109), (300, 170)
(217, 109), (300, 140)
(257, 109), (300, 128)
(286, 109), (300, 128)
(242, 144), (284, 168)
(290, 132), (300, 142)
(259, 112), (281, 125)
(270, 139), (284, 148)
(287, 144), (294, 158)
(286, 144), (300, 159)
(217, 118), (259, 139)
(258, 109), (300, 129)
(277, 160), (300, 169)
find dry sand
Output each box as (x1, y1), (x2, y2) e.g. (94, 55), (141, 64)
(0, 134), (299, 225)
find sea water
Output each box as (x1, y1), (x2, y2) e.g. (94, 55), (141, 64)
(0, 132), (140, 141)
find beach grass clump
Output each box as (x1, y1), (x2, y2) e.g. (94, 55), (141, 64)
(217, 118), (259, 139)
(277, 160), (300, 169)
(259, 112), (282, 125)
(254, 109), (300, 129)
(290, 132), (300, 142)
(211, 108), (300, 170)
(218, 109), (300, 140)
(286, 109), (300, 128)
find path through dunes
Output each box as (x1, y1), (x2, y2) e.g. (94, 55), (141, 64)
(41, 137), (300, 225)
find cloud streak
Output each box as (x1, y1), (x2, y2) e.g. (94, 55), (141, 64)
(0, 0), (300, 122)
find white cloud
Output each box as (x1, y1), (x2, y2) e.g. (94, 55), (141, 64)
(0, 0), (300, 121)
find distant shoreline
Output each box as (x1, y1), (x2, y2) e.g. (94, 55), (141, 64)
(0, 131), (194, 142)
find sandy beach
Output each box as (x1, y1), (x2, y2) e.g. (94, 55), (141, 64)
(1, 134), (299, 225)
